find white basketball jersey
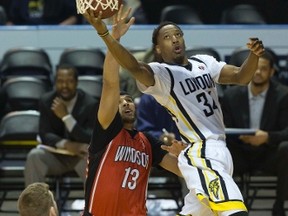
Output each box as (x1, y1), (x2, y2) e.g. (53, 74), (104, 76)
(137, 54), (227, 144)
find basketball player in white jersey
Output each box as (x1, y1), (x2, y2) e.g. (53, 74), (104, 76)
(83, 6), (265, 216)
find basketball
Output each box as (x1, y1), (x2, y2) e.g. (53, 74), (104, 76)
(89, 0), (123, 19)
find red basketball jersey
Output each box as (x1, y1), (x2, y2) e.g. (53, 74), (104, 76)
(87, 129), (153, 215)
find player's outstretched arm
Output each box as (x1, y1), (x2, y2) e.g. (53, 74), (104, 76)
(110, 5), (134, 41)
(219, 38), (265, 85)
(83, 6), (155, 87)
(97, 6), (132, 129)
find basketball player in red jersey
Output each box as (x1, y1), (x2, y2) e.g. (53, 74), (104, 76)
(82, 6), (181, 216)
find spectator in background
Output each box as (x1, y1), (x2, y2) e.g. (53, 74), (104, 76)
(0, 88), (6, 120)
(0, 0), (10, 20)
(24, 64), (98, 187)
(123, 0), (147, 24)
(137, 93), (180, 145)
(18, 182), (58, 216)
(221, 52), (288, 216)
(7, 0), (80, 25)
(100, 0), (147, 25)
(0, 3), (7, 25)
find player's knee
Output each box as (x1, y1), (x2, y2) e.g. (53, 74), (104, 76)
(26, 148), (42, 162)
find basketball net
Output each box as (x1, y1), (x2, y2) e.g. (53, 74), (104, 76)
(76, 0), (119, 14)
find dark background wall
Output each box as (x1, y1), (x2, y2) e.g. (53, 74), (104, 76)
(140, 0), (288, 24)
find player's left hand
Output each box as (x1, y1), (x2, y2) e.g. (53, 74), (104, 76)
(239, 129), (268, 147)
(246, 38), (265, 57)
(83, 9), (108, 36)
(161, 140), (188, 157)
(111, 5), (135, 40)
(160, 132), (175, 146)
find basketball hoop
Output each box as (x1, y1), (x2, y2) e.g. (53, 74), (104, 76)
(76, 0), (121, 16)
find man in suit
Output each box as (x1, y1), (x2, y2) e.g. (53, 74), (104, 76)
(24, 64), (98, 187)
(221, 51), (288, 216)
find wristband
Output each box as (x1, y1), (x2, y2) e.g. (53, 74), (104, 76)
(98, 30), (109, 37)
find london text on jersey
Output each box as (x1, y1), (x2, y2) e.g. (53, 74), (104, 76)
(179, 73), (215, 95)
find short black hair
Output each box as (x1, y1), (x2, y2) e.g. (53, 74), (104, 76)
(120, 90), (130, 96)
(55, 64), (78, 81)
(152, 21), (183, 46)
(151, 21), (184, 63)
(120, 91), (134, 101)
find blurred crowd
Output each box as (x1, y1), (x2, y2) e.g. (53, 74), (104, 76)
(1, 0), (288, 25)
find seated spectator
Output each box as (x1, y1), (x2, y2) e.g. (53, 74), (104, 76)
(0, 0), (10, 21)
(0, 0), (10, 11)
(18, 182), (58, 216)
(7, 0), (80, 25)
(0, 5), (7, 25)
(221, 52), (288, 216)
(24, 64), (98, 187)
(0, 87), (7, 120)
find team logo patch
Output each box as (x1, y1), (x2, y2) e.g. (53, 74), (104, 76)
(209, 178), (220, 199)
(198, 65), (205, 70)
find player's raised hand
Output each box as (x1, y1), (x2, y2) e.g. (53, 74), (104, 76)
(246, 37), (265, 57)
(83, 9), (108, 36)
(161, 140), (188, 157)
(111, 5), (135, 40)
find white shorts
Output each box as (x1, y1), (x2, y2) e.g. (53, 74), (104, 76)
(178, 139), (247, 216)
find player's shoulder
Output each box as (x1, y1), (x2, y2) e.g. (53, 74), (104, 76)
(189, 54), (216, 64)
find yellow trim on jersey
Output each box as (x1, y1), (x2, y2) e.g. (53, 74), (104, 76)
(186, 141), (226, 201)
(168, 93), (231, 204)
(197, 194), (247, 212)
(186, 144), (197, 167)
(167, 95), (200, 143)
(186, 143), (225, 203)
